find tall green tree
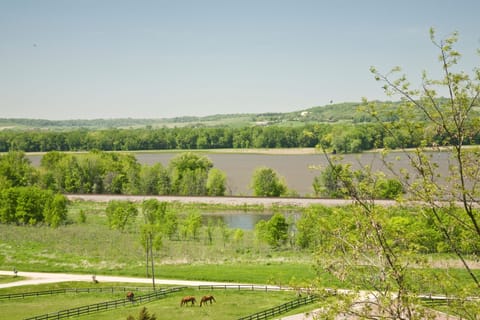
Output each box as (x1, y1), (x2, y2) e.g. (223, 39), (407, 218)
(0, 151), (37, 188)
(0, 186), (67, 226)
(206, 168), (227, 196)
(141, 199), (170, 289)
(169, 152), (214, 195)
(255, 213), (289, 247)
(251, 167), (287, 197)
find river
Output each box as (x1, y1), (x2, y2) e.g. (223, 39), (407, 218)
(28, 150), (452, 196)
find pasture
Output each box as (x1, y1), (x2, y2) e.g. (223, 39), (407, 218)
(0, 282), (304, 320)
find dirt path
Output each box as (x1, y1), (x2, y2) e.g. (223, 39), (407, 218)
(0, 270), (260, 289)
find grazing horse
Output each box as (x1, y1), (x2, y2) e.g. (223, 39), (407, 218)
(126, 291), (135, 302)
(200, 295), (216, 306)
(180, 296), (196, 306)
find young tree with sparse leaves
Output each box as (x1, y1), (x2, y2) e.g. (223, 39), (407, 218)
(316, 29), (480, 319)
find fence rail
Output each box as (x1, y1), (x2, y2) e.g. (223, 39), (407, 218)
(196, 284), (285, 292)
(0, 286), (155, 300)
(23, 286), (186, 320)
(237, 295), (318, 320)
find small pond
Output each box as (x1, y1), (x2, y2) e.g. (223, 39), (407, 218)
(201, 210), (300, 230)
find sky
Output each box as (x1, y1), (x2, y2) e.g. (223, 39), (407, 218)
(1, 0), (479, 120)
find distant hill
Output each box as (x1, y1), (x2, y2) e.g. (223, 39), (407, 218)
(0, 100), (441, 130)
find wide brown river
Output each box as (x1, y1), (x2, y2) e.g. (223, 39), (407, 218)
(27, 150), (453, 196)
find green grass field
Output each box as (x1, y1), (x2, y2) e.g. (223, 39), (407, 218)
(1, 200), (478, 319)
(0, 281), (303, 320)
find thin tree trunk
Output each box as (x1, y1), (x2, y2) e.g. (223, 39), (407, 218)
(149, 233), (156, 291)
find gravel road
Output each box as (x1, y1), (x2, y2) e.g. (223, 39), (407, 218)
(66, 194), (396, 207)
(0, 270), (259, 289)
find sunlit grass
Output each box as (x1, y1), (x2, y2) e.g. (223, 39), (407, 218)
(0, 282), (301, 320)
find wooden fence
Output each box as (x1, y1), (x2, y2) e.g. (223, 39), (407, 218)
(0, 286), (154, 300)
(237, 295), (318, 320)
(196, 284), (284, 292)
(23, 286), (186, 320)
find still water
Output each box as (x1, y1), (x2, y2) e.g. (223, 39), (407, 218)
(201, 211), (272, 230)
(200, 210), (300, 230)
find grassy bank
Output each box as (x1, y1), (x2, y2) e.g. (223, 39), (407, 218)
(0, 200), (477, 293)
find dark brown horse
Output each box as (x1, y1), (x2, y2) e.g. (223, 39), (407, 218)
(200, 295), (216, 306)
(126, 291), (135, 302)
(180, 296), (196, 306)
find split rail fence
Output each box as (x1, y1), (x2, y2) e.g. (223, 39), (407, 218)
(0, 286), (153, 300)
(237, 295), (319, 320)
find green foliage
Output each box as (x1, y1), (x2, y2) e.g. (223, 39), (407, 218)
(314, 29), (480, 318)
(313, 163), (349, 198)
(374, 177), (403, 199)
(78, 209), (87, 223)
(183, 211), (202, 240)
(0, 151), (37, 188)
(255, 213), (289, 247)
(0, 186), (67, 226)
(105, 200), (138, 232)
(43, 193), (68, 228)
(39, 151), (140, 194)
(169, 152), (215, 196)
(314, 163), (403, 200)
(251, 167), (287, 197)
(206, 168), (227, 196)
(36, 150), (229, 197)
(233, 228), (244, 244)
(128, 307), (157, 320)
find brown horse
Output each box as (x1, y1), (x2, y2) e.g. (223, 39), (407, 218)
(200, 295), (216, 306)
(126, 291), (135, 302)
(180, 296), (196, 306)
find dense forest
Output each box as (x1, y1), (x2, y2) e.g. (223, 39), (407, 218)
(1, 101), (479, 153)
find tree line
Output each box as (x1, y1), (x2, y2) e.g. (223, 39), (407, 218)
(2, 119), (480, 154)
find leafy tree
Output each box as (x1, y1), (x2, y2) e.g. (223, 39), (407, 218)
(140, 199), (169, 289)
(218, 220), (232, 248)
(137, 164), (166, 195)
(374, 176), (403, 199)
(184, 211), (202, 240)
(251, 167), (287, 197)
(205, 219), (215, 244)
(43, 193), (68, 228)
(255, 213), (289, 247)
(0, 186), (67, 226)
(105, 200), (138, 232)
(233, 228), (244, 245)
(169, 152), (213, 195)
(0, 151), (37, 188)
(206, 168), (227, 196)
(317, 29), (480, 319)
(312, 163), (349, 198)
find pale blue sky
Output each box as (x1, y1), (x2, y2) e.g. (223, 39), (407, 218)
(1, 0), (479, 120)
